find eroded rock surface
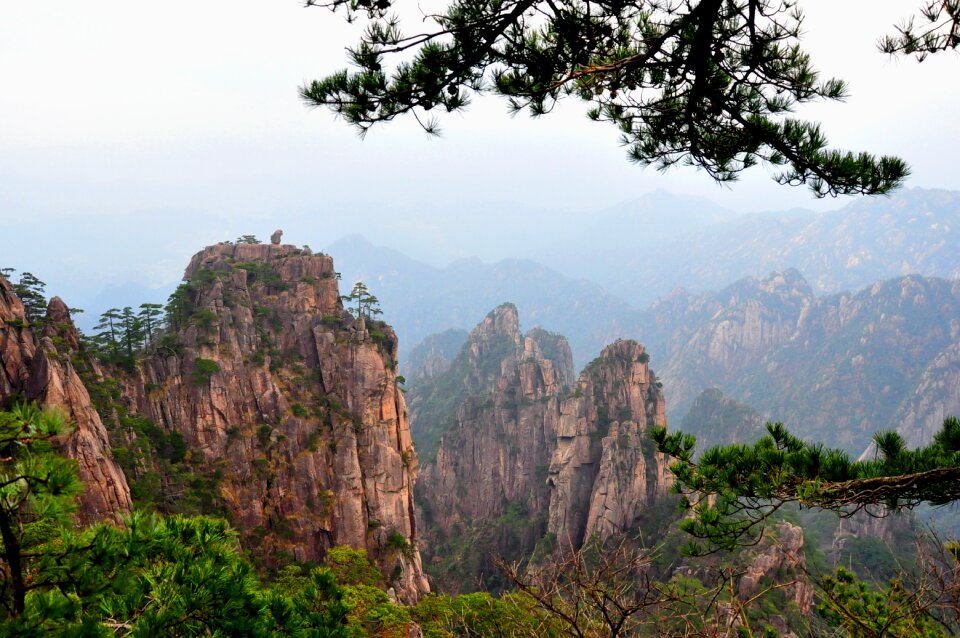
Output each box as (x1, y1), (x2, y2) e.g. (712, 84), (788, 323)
(122, 242), (428, 601)
(414, 305), (669, 589)
(0, 278), (132, 522)
(548, 340), (668, 548)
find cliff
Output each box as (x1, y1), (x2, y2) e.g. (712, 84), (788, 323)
(0, 277), (132, 522)
(116, 242), (428, 602)
(547, 340), (668, 548)
(658, 269), (814, 414)
(413, 305), (669, 590)
(415, 305), (570, 589)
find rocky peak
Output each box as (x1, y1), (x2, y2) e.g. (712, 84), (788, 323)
(43, 296), (82, 350)
(474, 302), (521, 341)
(414, 309), (670, 590)
(548, 339), (668, 547)
(464, 303), (521, 384)
(659, 270), (815, 416)
(118, 239), (428, 601)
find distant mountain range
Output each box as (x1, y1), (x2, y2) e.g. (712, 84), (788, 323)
(641, 271), (960, 453)
(327, 234), (638, 369)
(329, 187), (960, 373)
(399, 269), (960, 455)
(541, 187), (960, 307)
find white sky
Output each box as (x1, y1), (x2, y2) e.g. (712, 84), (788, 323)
(0, 0), (958, 294)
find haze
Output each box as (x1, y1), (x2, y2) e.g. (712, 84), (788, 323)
(1, 0), (958, 321)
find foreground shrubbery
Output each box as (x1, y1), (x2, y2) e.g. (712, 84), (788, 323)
(4, 403), (960, 637)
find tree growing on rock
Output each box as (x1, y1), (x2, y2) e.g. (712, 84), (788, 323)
(653, 416), (960, 556)
(342, 281), (383, 321)
(6, 272), (48, 326)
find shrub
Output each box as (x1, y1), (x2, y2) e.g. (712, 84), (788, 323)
(192, 358), (220, 386)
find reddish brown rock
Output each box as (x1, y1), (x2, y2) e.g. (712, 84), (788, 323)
(417, 305), (566, 572)
(738, 522), (813, 615)
(0, 277), (132, 522)
(125, 242), (428, 601)
(415, 305), (670, 589)
(548, 340), (669, 547)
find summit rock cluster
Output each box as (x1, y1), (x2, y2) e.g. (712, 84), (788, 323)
(411, 304), (671, 590)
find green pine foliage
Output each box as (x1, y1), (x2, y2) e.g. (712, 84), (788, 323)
(653, 417), (960, 554)
(302, 0), (924, 196)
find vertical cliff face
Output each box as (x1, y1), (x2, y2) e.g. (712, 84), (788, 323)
(547, 340), (668, 548)
(0, 277), (132, 522)
(416, 305), (570, 588)
(120, 242), (427, 601)
(414, 306), (669, 590)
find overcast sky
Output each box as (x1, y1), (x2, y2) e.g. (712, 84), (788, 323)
(1, 1), (958, 300)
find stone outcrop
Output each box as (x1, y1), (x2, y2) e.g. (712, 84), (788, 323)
(416, 305), (570, 586)
(0, 278), (132, 522)
(548, 340), (668, 547)
(120, 242), (428, 602)
(738, 522), (813, 615)
(414, 305), (669, 589)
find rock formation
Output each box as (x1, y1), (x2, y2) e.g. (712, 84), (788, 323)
(117, 241), (428, 601)
(737, 522), (813, 615)
(547, 340), (668, 548)
(415, 305), (570, 588)
(0, 277), (132, 522)
(639, 271), (960, 453)
(413, 305), (669, 590)
(270, 229), (283, 245)
(657, 269), (814, 415)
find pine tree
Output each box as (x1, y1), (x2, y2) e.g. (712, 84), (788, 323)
(299, 0), (954, 196)
(341, 281), (383, 320)
(93, 308), (122, 360)
(138, 303), (164, 345)
(653, 417), (960, 555)
(0, 404), (82, 620)
(11, 272), (47, 326)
